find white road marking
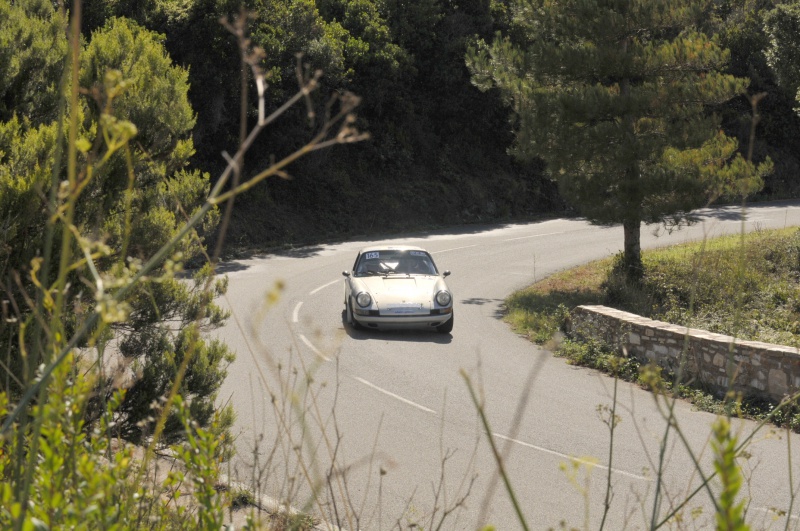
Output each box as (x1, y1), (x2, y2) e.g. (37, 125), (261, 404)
(352, 376), (436, 414)
(310, 279), (340, 295)
(503, 231), (565, 242)
(292, 301), (303, 323)
(431, 244), (478, 254)
(298, 334), (330, 362)
(493, 433), (650, 482)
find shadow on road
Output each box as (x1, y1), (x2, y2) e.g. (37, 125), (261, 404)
(212, 261), (250, 274)
(340, 312), (453, 344)
(693, 207), (751, 222)
(206, 244), (327, 275)
(180, 259), (250, 277)
(225, 218), (558, 261)
(694, 200), (800, 222)
(460, 298), (507, 320)
(217, 200), (800, 264)
(257, 245), (327, 259)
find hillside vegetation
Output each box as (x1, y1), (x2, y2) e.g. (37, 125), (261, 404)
(73, 0), (800, 251)
(508, 227), (800, 348)
(506, 226), (800, 426)
(4, 0), (800, 528)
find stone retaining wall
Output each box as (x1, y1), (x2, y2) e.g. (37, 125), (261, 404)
(568, 305), (800, 402)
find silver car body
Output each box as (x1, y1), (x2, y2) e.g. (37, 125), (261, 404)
(343, 245), (454, 332)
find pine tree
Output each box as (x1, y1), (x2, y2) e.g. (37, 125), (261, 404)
(468, 0), (770, 280)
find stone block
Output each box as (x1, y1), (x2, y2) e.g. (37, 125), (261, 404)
(769, 369), (788, 398)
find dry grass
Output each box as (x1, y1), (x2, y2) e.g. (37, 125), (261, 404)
(504, 259), (611, 343)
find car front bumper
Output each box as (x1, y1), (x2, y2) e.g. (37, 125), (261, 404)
(353, 311), (452, 329)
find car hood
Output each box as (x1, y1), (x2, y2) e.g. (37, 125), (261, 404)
(356, 275), (447, 306)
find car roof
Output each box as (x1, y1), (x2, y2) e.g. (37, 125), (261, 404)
(357, 245), (428, 254)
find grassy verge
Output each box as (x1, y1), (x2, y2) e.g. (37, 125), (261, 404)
(505, 261), (610, 345)
(505, 226), (800, 429)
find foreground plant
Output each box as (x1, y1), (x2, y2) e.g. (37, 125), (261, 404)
(0, 357), (232, 530)
(0, 1), (365, 529)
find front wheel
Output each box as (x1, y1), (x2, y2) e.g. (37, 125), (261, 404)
(348, 300), (364, 330)
(436, 313), (454, 334)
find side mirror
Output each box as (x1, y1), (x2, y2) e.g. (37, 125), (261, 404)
(443, 270), (451, 277)
(342, 271), (351, 277)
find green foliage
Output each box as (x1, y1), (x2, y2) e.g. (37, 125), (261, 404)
(592, 228), (800, 349)
(254, 0), (354, 90)
(250, 0), (410, 151)
(601, 253), (659, 316)
(509, 226), (800, 431)
(637, 229), (800, 347)
(54, 0), (800, 250)
(0, 2), (374, 528)
(506, 304), (566, 344)
(0, 116), (60, 272)
(711, 417), (749, 531)
(557, 339), (641, 381)
(764, 2), (800, 105)
(269, 512), (319, 531)
(0, 1), (229, 447)
(81, 17), (195, 156)
(0, 355), (232, 530)
(113, 265), (234, 444)
(468, 0), (770, 279)
(74, 0), (541, 250)
(702, 0), (800, 201)
(0, 0), (67, 124)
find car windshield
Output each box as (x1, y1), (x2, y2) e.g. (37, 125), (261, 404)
(354, 250), (437, 276)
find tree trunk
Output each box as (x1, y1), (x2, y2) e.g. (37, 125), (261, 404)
(623, 217), (643, 282)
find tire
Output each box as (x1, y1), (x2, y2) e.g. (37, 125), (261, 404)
(436, 312), (454, 334)
(348, 300), (364, 330)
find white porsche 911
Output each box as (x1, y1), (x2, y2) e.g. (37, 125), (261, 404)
(342, 245), (454, 333)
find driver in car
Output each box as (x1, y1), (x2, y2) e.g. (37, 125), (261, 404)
(407, 258), (432, 275)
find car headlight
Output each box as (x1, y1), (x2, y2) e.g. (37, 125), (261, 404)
(435, 290), (452, 306)
(356, 292), (372, 307)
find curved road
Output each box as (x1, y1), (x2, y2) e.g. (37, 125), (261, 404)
(215, 201), (800, 530)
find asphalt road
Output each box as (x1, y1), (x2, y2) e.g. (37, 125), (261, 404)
(215, 201), (800, 530)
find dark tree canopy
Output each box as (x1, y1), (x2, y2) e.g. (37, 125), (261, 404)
(765, 2), (800, 104)
(52, 0), (800, 248)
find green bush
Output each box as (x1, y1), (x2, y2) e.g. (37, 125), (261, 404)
(556, 339), (641, 382)
(0, 355), (233, 530)
(0, 3), (366, 529)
